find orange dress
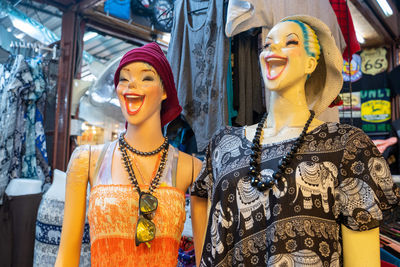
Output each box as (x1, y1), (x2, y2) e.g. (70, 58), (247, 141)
(88, 142), (186, 267)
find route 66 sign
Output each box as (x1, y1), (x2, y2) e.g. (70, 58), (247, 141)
(360, 48), (388, 75)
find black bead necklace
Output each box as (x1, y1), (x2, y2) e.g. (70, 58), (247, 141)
(118, 133), (169, 194)
(119, 134), (168, 156)
(248, 110), (315, 192)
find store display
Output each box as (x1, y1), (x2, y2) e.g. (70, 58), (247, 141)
(191, 15), (397, 267)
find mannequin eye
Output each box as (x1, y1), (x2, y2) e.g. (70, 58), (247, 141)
(263, 43), (271, 49)
(119, 77), (128, 82)
(286, 40), (299, 46)
(143, 76), (154, 81)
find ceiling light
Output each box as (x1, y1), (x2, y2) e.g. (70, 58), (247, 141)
(376, 0), (393, 17)
(83, 32), (98, 42)
(6, 27), (12, 32)
(355, 31), (364, 44)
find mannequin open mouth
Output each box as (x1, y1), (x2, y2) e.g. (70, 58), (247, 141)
(124, 94), (145, 115)
(265, 56), (288, 80)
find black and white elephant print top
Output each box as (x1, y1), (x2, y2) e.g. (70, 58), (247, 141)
(191, 123), (400, 267)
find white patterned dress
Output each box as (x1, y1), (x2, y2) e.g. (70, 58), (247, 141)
(191, 123), (400, 267)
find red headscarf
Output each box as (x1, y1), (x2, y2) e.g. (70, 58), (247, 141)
(114, 42), (182, 127)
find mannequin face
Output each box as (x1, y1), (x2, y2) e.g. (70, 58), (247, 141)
(259, 21), (317, 92)
(116, 61), (167, 125)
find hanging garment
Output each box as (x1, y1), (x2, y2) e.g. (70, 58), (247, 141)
(87, 142), (186, 266)
(0, 55), (23, 204)
(20, 59), (51, 184)
(168, 0), (229, 151)
(329, 0), (360, 60)
(234, 30), (264, 126)
(225, 0), (346, 52)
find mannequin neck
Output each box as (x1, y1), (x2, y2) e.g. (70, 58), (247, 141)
(125, 113), (165, 152)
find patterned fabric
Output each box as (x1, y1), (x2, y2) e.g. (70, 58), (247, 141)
(329, 0), (360, 60)
(0, 55), (24, 204)
(167, 0), (229, 151)
(34, 196), (91, 267)
(191, 123), (400, 266)
(88, 185), (185, 267)
(0, 57), (51, 204)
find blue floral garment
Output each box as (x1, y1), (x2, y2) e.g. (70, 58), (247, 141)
(0, 57), (51, 204)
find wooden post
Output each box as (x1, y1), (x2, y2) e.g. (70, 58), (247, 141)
(52, 9), (81, 171)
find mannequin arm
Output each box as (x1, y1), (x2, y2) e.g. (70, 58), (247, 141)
(55, 146), (90, 267)
(191, 196), (208, 266)
(341, 225), (380, 267)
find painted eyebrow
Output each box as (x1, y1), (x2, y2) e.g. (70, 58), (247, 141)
(286, 33), (300, 38)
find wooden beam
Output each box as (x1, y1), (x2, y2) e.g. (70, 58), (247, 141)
(52, 10), (80, 171)
(82, 9), (169, 49)
(76, 0), (102, 11)
(350, 0), (393, 44)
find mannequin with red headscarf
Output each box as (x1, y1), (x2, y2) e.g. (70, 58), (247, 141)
(56, 43), (202, 267)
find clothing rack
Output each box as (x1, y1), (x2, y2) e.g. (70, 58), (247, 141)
(9, 41), (58, 60)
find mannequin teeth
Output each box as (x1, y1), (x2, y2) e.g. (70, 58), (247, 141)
(265, 57), (287, 80)
(125, 95), (145, 114)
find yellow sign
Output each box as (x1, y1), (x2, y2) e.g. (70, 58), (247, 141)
(360, 48), (388, 75)
(361, 100), (391, 123)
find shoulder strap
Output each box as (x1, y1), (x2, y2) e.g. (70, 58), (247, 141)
(171, 146), (179, 187)
(92, 142), (111, 184)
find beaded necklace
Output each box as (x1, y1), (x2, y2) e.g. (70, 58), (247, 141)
(118, 134), (168, 194)
(120, 135), (168, 156)
(248, 110), (315, 192)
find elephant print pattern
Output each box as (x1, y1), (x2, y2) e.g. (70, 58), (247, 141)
(191, 123), (400, 267)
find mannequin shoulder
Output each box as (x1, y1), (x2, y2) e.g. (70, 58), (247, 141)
(177, 151), (202, 175)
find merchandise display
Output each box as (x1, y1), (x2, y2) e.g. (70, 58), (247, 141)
(56, 42), (202, 267)
(191, 15), (399, 267)
(1, 1), (400, 266)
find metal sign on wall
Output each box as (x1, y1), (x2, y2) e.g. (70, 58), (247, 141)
(360, 47), (388, 76)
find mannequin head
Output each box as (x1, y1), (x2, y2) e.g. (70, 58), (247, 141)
(259, 20), (320, 92)
(116, 61), (167, 126)
(114, 42), (182, 127)
(260, 15), (343, 117)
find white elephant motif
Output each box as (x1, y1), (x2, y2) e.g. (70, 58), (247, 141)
(213, 135), (244, 174)
(335, 177), (382, 229)
(268, 250), (339, 267)
(267, 249), (322, 266)
(210, 201), (233, 257)
(368, 157), (397, 204)
(237, 169), (287, 230)
(294, 161), (338, 213)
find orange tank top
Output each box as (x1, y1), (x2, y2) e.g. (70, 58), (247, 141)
(88, 141), (186, 267)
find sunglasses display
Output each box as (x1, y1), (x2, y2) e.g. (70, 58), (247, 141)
(118, 133), (169, 248)
(135, 192), (158, 247)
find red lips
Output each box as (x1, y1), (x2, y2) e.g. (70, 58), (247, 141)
(124, 93), (145, 115)
(264, 55), (288, 80)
